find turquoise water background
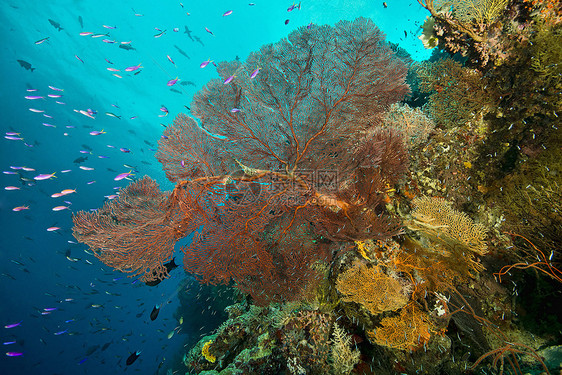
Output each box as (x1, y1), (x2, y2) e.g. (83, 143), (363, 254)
(0, 1), (430, 374)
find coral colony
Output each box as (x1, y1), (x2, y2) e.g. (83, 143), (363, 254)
(74, 3), (562, 373)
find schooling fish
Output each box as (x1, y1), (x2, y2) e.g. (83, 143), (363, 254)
(35, 37), (49, 45)
(126, 350), (141, 365)
(174, 45), (190, 59)
(17, 60), (35, 72)
(48, 19), (63, 31)
(125, 64), (142, 72)
(34, 172), (56, 181)
(119, 44), (135, 51)
(150, 305), (160, 321)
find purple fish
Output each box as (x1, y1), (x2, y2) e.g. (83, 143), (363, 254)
(54, 330), (67, 335)
(24, 96), (44, 100)
(89, 130), (106, 135)
(287, 2), (301, 11)
(114, 171), (134, 181)
(231, 108), (241, 113)
(120, 148), (131, 153)
(167, 77), (179, 86)
(6, 352), (23, 357)
(223, 75), (235, 84)
(125, 64), (142, 72)
(34, 172), (56, 180)
(200, 59), (212, 68)
(47, 94), (62, 98)
(3, 341), (16, 345)
(223, 10), (233, 16)
(4, 136), (23, 141)
(250, 67), (260, 79)
(48, 85), (63, 91)
(75, 55), (84, 63)
(4, 321), (22, 329)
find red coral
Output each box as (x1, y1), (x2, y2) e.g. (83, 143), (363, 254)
(72, 176), (190, 282)
(74, 18), (410, 304)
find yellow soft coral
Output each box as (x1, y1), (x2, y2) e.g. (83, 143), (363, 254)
(367, 303), (436, 351)
(202, 340), (216, 363)
(409, 196), (487, 255)
(336, 263), (409, 315)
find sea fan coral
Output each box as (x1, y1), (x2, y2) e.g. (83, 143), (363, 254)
(408, 196), (487, 255)
(336, 263), (409, 314)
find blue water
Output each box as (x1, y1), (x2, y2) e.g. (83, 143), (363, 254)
(0, 1), (430, 374)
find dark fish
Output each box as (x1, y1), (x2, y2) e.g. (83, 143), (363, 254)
(173, 45), (190, 59)
(126, 350), (141, 365)
(85, 345), (100, 356)
(404, 30), (407, 37)
(145, 258), (179, 287)
(73, 156), (88, 164)
(100, 341), (112, 351)
(284, 19), (290, 25)
(383, 2), (388, 8)
(179, 80), (195, 86)
(17, 60), (35, 72)
(48, 19), (63, 31)
(81, 144), (92, 151)
(170, 88), (181, 94)
(193, 35), (204, 46)
(184, 26), (193, 40)
(78, 16), (83, 28)
(119, 44), (136, 51)
(150, 305), (160, 321)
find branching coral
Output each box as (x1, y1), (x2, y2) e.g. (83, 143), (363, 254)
(331, 323), (361, 374)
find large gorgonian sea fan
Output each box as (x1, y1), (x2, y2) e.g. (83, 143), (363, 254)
(179, 17), (410, 177)
(75, 18), (411, 301)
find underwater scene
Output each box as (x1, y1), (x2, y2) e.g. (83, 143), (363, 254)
(1, 0), (561, 374)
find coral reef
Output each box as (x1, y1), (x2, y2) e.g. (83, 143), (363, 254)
(72, 14), (562, 375)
